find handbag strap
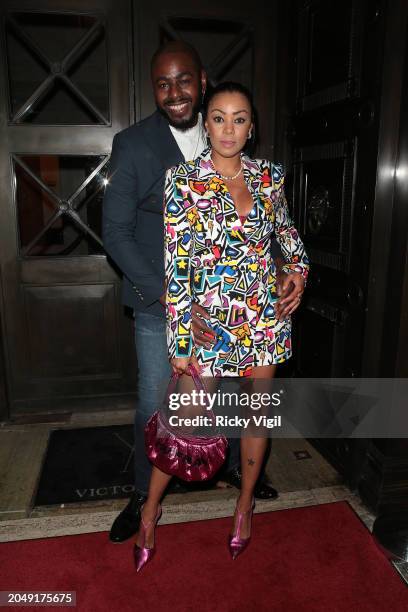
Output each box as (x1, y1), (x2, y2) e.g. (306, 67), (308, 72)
(162, 365), (226, 441)
(188, 364), (209, 399)
(163, 365), (210, 409)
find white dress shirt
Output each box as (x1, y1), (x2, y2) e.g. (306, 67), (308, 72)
(169, 113), (207, 162)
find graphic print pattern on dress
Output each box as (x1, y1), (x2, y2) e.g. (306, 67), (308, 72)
(164, 147), (309, 377)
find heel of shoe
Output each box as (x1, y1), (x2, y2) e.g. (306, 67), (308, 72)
(134, 504), (162, 573)
(228, 498), (255, 560)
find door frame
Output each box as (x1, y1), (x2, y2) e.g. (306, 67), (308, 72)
(362, 0), (408, 376)
(0, 275), (10, 421)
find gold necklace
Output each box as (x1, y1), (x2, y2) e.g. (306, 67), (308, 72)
(209, 157), (242, 180)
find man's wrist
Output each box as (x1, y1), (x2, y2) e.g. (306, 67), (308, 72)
(274, 256), (285, 273)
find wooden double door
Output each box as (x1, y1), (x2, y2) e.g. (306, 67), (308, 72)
(0, 0), (279, 419)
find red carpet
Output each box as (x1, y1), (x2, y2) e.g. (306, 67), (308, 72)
(1, 501), (407, 612)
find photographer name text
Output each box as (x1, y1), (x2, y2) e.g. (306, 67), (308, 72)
(168, 415), (282, 429)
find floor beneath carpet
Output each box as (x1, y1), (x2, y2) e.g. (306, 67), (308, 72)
(1, 408), (407, 585)
(0, 407), (371, 534)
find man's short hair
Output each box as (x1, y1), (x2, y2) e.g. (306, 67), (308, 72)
(151, 40), (202, 75)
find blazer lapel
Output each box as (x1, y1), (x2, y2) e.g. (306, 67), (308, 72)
(194, 149), (248, 247)
(144, 111), (184, 169)
(192, 151), (272, 248)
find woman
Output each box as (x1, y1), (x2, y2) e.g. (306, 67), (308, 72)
(134, 82), (309, 572)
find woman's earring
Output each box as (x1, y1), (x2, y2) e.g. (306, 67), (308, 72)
(247, 131), (252, 140)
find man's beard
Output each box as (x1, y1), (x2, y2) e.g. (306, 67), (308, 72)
(158, 98), (201, 131)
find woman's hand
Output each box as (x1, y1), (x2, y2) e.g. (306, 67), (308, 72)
(276, 272), (305, 320)
(170, 353), (200, 376)
(191, 302), (216, 348)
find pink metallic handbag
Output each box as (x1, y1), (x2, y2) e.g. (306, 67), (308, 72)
(145, 366), (228, 482)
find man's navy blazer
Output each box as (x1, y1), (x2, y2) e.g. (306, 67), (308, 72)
(103, 111), (184, 317)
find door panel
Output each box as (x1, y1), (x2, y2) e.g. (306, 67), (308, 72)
(293, 140), (356, 273)
(290, 0), (384, 378)
(296, 0), (362, 111)
(23, 284), (118, 377)
(0, 0), (135, 417)
(135, 0), (279, 157)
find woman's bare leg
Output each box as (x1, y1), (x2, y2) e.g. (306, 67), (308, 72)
(135, 466), (172, 548)
(233, 364), (276, 538)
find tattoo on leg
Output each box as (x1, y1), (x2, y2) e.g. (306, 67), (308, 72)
(247, 458), (255, 466)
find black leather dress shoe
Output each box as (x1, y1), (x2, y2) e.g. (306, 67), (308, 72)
(109, 491), (147, 543)
(220, 467), (279, 500)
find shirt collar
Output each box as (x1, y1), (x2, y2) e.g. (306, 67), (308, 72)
(169, 113), (203, 138)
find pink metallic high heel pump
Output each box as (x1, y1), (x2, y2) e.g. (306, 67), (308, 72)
(228, 498), (255, 560)
(134, 504), (162, 573)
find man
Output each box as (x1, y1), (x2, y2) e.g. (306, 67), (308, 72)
(103, 41), (296, 543)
